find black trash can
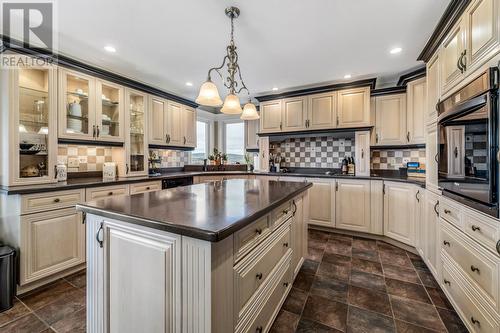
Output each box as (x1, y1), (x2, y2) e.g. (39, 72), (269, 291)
(0, 245), (16, 312)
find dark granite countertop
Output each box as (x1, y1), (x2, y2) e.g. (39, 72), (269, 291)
(76, 179), (312, 242)
(0, 170), (425, 195)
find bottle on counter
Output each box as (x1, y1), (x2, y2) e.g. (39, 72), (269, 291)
(347, 157), (355, 175)
(341, 158), (348, 174)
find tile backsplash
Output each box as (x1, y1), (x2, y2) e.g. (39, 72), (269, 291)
(371, 149), (426, 170)
(270, 136), (355, 169)
(149, 149), (190, 168)
(58, 145), (113, 173)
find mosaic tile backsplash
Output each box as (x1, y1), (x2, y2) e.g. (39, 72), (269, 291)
(58, 145), (113, 173)
(149, 149), (190, 168)
(371, 149), (426, 170)
(270, 136), (355, 168)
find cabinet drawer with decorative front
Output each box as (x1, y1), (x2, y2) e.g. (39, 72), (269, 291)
(129, 181), (161, 195)
(85, 185), (129, 201)
(234, 215), (272, 262)
(21, 189), (85, 215)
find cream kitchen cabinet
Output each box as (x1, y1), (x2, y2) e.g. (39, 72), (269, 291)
(291, 195), (306, 277)
(355, 131), (370, 176)
(426, 122), (440, 193)
(374, 94), (407, 145)
(383, 181), (418, 246)
(260, 100), (283, 133)
(149, 96), (168, 145)
(282, 97), (307, 132)
(59, 68), (125, 143)
(166, 101), (183, 146)
(245, 117), (260, 150)
(335, 179), (371, 233)
(422, 190), (440, 278)
(308, 178), (335, 227)
(182, 105), (197, 147)
(406, 77), (427, 144)
(426, 53), (441, 123)
(307, 92), (336, 130)
(85, 184), (129, 201)
(336, 87), (371, 128)
(441, 18), (467, 94)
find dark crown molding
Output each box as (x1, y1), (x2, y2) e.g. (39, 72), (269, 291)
(396, 66), (426, 86)
(417, 0), (472, 62)
(370, 86), (407, 97)
(254, 78), (377, 102)
(1, 36), (199, 108)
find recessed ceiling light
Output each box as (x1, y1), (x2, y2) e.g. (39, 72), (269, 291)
(272, 87), (278, 91)
(344, 74), (352, 79)
(104, 45), (116, 53)
(390, 47), (402, 54)
(185, 82), (193, 87)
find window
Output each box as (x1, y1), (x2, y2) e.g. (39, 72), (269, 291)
(224, 121), (245, 163)
(191, 121), (209, 164)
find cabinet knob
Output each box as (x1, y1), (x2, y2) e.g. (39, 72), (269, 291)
(53, 198), (60, 203)
(471, 225), (481, 232)
(256, 327), (263, 333)
(470, 265), (480, 274)
(255, 228), (262, 235)
(108, 192), (113, 196)
(496, 240), (500, 255)
(443, 240), (450, 247)
(256, 273), (263, 280)
(443, 279), (451, 286)
(283, 242), (289, 248)
(444, 209), (451, 215)
(146, 187), (150, 190)
(283, 282), (289, 287)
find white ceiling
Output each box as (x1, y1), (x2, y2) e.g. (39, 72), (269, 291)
(53, 0), (450, 102)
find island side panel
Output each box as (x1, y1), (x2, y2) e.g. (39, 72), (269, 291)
(86, 213), (105, 333)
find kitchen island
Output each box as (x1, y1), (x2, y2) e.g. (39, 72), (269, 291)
(77, 178), (311, 333)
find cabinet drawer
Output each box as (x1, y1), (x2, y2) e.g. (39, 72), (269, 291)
(234, 222), (291, 315)
(439, 199), (462, 227)
(21, 189), (85, 215)
(442, 262), (499, 333)
(463, 210), (500, 256)
(129, 181), (162, 195)
(234, 215), (272, 262)
(271, 201), (292, 224)
(85, 185), (129, 201)
(441, 222), (499, 311)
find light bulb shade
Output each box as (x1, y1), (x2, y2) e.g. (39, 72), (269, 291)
(195, 80), (223, 107)
(220, 94), (243, 114)
(240, 102), (259, 120)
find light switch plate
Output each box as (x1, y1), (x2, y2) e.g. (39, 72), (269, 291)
(68, 157), (79, 168)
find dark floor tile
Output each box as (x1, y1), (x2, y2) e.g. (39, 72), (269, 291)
(352, 237), (378, 251)
(0, 299), (31, 327)
(380, 252), (413, 268)
(350, 270), (386, 292)
(309, 238), (327, 250)
(282, 288), (308, 315)
(0, 313), (48, 332)
(330, 233), (353, 243)
(323, 252), (351, 265)
(437, 308), (468, 333)
(306, 246), (324, 262)
(296, 318), (342, 332)
(302, 294), (348, 331)
(426, 287), (454, 310)
(300, 259), (320, 275)
(382, 264), (420, 284)
(395, 320), (441, 333)
(347, 285), (392, 316)
(310, 275), (348, 303)
(324, 239), (352, 256)
(352, 257), (383, 276)
(309, 229), (331, 242)
(293, 271), (315, 292)
(270, 310), (300, 333)
(417, 270), (439, 288)
(377, 242), (407, 255)
(19, 280), (77, 311)
(347, 306), (395, 333)
(51, 307), (86, 333)
(390, 295), (446, 332)
(64, 270), (86, 289)
(386, 278), (431, 304)
(317, 261), (351, 282)
(406, 251), (421, 260)
(410, 258), (430, 272)
(34, 288), (85, 325)
(41, 329), (57, 333)
(352, 248), (379, 262)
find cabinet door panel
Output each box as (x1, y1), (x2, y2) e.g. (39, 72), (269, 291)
(426, 54), (440, 123)
(125, 89), (148, 176)
(441, 20), (465, 93)
(355, 131), (370, 176)
(407, 78), (426, 144)
(446, 125), (465, 177)
(182, 106), (197, 147)
(335, 180), (370, 232)
(423, 191), (439, 277)
(149, 97), (167, 145)
(383, 182), (416, 246)
(96, 80), (124, 142)
(282, 97), (306, 131)
(337, 87), (370, 128)
(426, 123), (439, 193)
(167, 102), (183, 146)
(308, 180), (334, 227)
(260, 100), (282, 133)
(308, 93), (336, 129)
(375, 94), (406, 145)
(245, 118), (260, 150)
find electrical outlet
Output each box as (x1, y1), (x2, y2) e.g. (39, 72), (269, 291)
(402, 157), (411, 164)
(68, 157), (79, 168)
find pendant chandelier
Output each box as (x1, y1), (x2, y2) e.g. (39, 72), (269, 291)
(196, 6), (259, 120)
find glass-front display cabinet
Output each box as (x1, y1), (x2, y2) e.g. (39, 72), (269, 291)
(58, 68), (124, 143)
(1, 65), (57, 185)
(124, 89), (148, 176)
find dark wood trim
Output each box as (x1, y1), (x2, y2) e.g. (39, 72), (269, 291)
(148, 144), (195, 151)
(1, 36), (199, 108)
(397, 66), (427, 86)
(246, 148), (260, 153)
(371, 86), (407, 96)
(257, 126), (373, 137)
(254, 78), (377, 102)
(58, 138), (124, 147)
(371, 144), (426, 150)
(417, 0), (472, 62)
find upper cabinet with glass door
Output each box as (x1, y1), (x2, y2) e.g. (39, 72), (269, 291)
(58, 68), (124, 143)
(125, 89), (148, 176)
(0, 64), (57, 186)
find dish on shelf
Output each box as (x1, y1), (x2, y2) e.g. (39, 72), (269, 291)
(20, 143), (34, 150)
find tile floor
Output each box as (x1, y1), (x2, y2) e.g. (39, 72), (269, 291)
(0, 230), (468, 333)
(270, 229), (469, 333)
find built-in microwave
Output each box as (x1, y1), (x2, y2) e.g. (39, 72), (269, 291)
(437, 67), (499, 217)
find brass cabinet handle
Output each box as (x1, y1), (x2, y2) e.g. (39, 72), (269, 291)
(361, 149), (364, 159)
(376, 133), (379, 143)
(470, 317), (480, 326)
(443, 240), (450, 247)
(184, 136), (187, 144)
(470, 265), (480, 273)
(406, 131), (410, 142)
(460, 50), (467, 72)
(434, 201), (439, 216)
(457, 55), (463, 73)
(96, 125), (100, 138)
(443, 279), (451, 286)
(336, 117), (339, 126)
(165, 133), (168, 143)
(434, 153), (439, 163)
(96, 222), (104, 248)
(454, 147), (458, 158)
(93, 125), (96, 138)
(444, 209), (451, 214)
(126, 164), (129, 174)
(256, 273), (263, 280)
(292, 200), (297, 215)
(415, 190), (420, 202)
(279, 122), (282, 130)
(471, 225), (481, 232)
(496, 240), (500, 255)
(53, 198), (60, 203)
